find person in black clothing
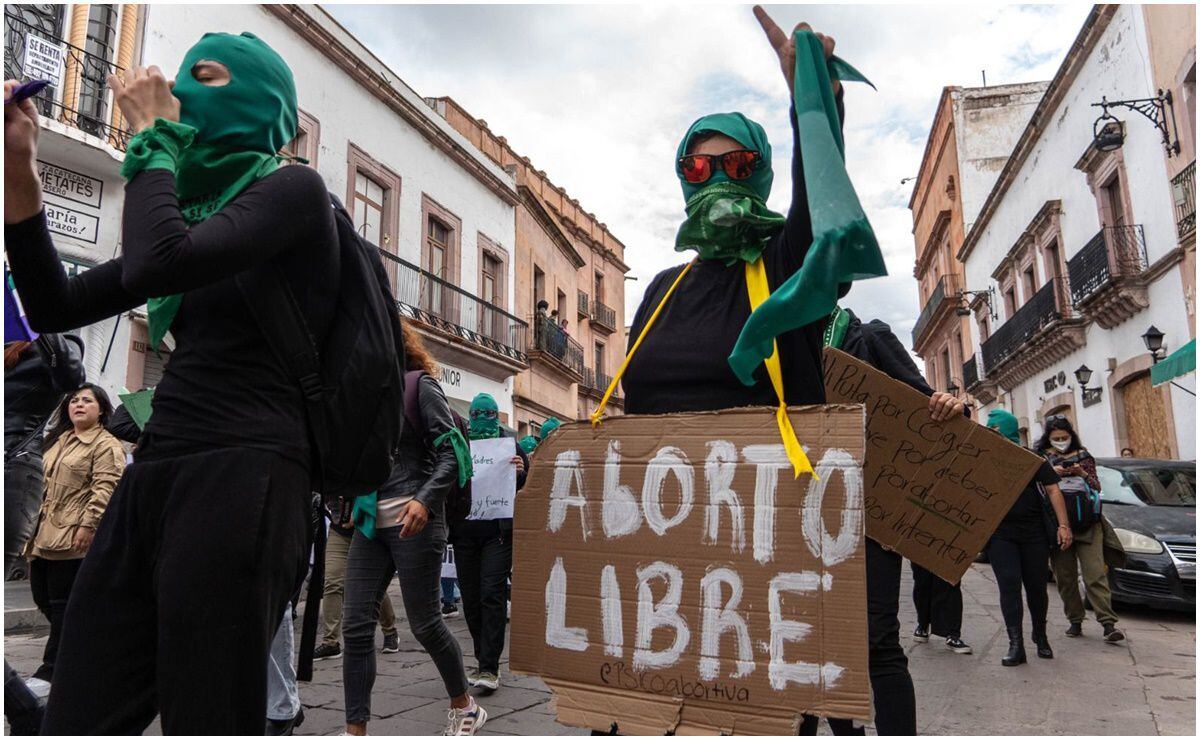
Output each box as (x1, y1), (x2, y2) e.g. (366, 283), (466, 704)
(4, 34), (338, 733)
(984, 409), (1073, 666)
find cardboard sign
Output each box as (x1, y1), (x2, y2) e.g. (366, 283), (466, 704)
(22, 35), (64, 88)
(511, 406), (870, 735)
(822, 348), (1044, 583)
(467, 437), (517, 520)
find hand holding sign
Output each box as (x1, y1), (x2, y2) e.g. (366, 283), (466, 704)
(4, 79), (42, 225)
(468, 437), (517, 520)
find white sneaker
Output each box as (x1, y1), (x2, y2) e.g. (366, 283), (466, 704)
(475, 671), (500, 691)
(444, 699), (488, 735)
(466, 667), (482, 687)
(24, 677), (51, 699)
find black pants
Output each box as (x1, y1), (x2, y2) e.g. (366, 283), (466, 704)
(453, 530), (513, 674)
(28, 557), (82, 682)
(5, 455), (43, 580)
(41, 441), (310, 734)
(987, 527), (1050, 634)
(910, 562), (962, 638)
(799, 540), (916, 736)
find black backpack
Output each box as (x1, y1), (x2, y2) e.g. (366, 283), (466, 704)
(402, 369), (473, 522)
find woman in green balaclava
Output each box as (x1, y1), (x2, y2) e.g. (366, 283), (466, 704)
(8, 32), (347, 735)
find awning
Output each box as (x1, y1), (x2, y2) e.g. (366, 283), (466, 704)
(1151, 338), (1195, 387)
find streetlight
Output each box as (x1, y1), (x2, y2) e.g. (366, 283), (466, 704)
(1075, 363), (1102, 406)
(1073, 364), (1093, 387)
(1090, 92), (1181, 157)
(1142, 325), (1166, 361)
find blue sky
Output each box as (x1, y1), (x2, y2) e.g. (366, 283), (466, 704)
(327, 2), (1092, 350)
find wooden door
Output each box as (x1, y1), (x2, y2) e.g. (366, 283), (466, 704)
(1122, 373), (1173, 459)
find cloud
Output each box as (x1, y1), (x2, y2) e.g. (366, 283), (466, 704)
(328, 3), (1090, 356)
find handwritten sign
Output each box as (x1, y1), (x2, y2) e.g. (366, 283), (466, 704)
(468, 437), (517, 520)
(822, 348), (1043, 583)
(511, 406), (870, 735)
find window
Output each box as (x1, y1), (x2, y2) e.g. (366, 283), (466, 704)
(533, 266), (546, 308)
(481, 254), (499, 305)
(420, 194), (462, 293)
(595, 341), (606, 375)
(354, 174), (386, 245)
(346, 143), (400, 256)
(940, 348), (952, 392)
(977, 314), (990, 343)
(1003, 287), (1016, 318)
(1022, 266), (1036, 300)
(79, 4), (119, 132)
(594, 271), (605, 303)
(1043, 239), (1063, 281)
(426, 217), (450, 317)
(556, 289), (567, 322)
(281, 110), (320, 166)
(1102, 174), (1126, 228)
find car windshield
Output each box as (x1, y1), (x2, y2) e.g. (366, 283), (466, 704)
(1097, 464), (1196, 506)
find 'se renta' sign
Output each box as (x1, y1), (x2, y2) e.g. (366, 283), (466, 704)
(510, 406), (871, 736)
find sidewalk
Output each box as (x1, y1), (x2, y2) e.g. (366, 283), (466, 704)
(4, 563), (1194, 735)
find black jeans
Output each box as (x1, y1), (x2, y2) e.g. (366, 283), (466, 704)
(800, 539), (916, 736)
(910, 562), (962, 638)
(453, 530), (512, 674)
(28, 557), (82, 681)
(4, 455), (43, 579)
(343, 516), (468, 725)
(987, 527), (1051, 634)
(41, 441), (310, 734)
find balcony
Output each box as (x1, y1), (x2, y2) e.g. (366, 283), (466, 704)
(579, 366), (620, 406)
(1067, 225), (1149, 329)
(911, 274), (963, 350)
(384, 251), (528, 365)
(963, 355), (979, 389)
(981, 277), (1085, 389)
(592, 299), (617, 334)
(529, 315), (584, 380)
(577, 290), (590, 319)
(4, 10), (131, 150)
(962, 354), (998, 405)
(1173, 160), (1195, 241)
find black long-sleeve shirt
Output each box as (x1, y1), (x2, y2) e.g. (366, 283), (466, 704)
(4, 166), (339, 465)
(623, 95), (845, 413)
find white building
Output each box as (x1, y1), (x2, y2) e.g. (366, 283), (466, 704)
(5, 3), (525, 420)
(959, 4), (1196, 459)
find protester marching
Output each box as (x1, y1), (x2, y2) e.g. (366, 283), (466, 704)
(3, 2), (1194, 737)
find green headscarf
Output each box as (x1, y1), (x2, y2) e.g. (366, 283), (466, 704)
(468, 393), (501, 439)
(518, 435), (539, 455)
(986, 409), (1021, 444)
(674, 114), (785, 266)
(539, 417), (562, 441)
(121, 32), (299, 349)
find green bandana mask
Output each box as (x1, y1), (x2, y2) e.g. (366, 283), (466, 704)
(121, 32), (299, 349)
(987, 409), (1021, 444)
(468, 393), (501, 439)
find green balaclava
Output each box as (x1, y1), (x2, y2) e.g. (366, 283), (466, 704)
(517, 435), (539, 455)
(468, 393), (501, 439)
(539, 417), (562, 441)
(121, 32), (299, 349)
(986, 409), (1021, 444)
(673, 113), (785, 266)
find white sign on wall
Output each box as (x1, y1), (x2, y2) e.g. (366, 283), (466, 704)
(44, 203), (99, 244)
(22, 35), (65, 88)
(39, 161), (103, 209)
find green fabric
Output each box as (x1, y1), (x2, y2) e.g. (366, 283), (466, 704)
(117, 388), (156, 431)
(676, 112), (776, 202)
(675, 182), (786, 266)
(1151, 338), (1195, 387)
(468, 393), (501, 439)
(987, 409), (1020, 444)
(821, 306), (851, 350)
(539, 417), (562, 441)
(120, 32), (299, 349)
(434, 427), (473, 487)
(726, 30), (886, 386)
(518, 435), (539, 455)
(352, 492), (377, 540)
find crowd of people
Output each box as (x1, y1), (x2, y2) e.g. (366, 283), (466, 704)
(3, 6), (1132, 737)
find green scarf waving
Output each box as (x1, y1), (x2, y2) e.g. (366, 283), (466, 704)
(120, 32), (299, 349)
(468, 393), (501, 440)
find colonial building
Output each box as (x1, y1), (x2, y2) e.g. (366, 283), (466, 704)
(428, 97), (630, 438)
(909, 82), (1048, 394)
(6, 4), (527, 421)
(957, 4), (1195, 457)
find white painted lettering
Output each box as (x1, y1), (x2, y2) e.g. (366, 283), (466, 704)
(632, 561), (690, 670)
(547, 450), (590, 539)
(703, 440), (745, 552)
(545, 557), (588, 651)
(641, 447), (694, 536)
(698, 567), (754, 680)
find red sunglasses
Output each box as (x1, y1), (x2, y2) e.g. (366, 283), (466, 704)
(677, 149), (762, 185)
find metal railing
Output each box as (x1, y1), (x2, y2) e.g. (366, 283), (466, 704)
(981, 277), (1067, 371)
(4, 10), (131, 150)
(1173, 160), (1195, 240)
(593, 299), (617, 333)
(382, 250), (528, 363)
(580, 367), (597, 391)
(531, 315), (584, 376)
(1067, 225), (1148, 306)
(577, 290), (590, 318)
(963, 355), (979, 389)
(911, 274), (963, 346)
(596, 369), (614, 394)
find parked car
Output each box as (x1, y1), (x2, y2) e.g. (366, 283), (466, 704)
(1095, 458), (1195, 611)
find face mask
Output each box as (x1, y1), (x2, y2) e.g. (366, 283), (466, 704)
(1051, 439), (1072, 452)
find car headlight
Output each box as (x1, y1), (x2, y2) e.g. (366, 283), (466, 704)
(1114, 528), (1164, 554)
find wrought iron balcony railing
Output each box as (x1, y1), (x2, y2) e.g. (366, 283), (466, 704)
(1067, 225), (1148, 306)
(381, 250), (527, 363)
(963, 354), (979, 389)
(4, 10), (131, 150)
(911, 274), (963, 346)
(981, 277), (1067, 372)
(577, 289), (590, 318)
(1173, 160), (1195, 240)
(580, 366), (596, 391)
(531, 315), (584, 376)
(596, 369), (614, 394)
(592, 299), (617, 333)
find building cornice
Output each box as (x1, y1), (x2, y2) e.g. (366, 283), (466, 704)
(264, 5), (518, 206)
(519, 185), (587, 269)
(958, 4), (1118, 262)
(909, 86), (958, 213)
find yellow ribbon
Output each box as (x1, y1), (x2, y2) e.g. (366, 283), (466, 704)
(590, 256), (816, 480)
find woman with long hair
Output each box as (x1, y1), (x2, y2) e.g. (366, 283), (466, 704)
(341, 321), (487, 736)
(25, 383), (124, 682)
(1037, 416), (1125, 643)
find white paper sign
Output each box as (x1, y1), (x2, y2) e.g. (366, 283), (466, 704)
(467, 437), (517, 520)
(23, 35), (65, 88)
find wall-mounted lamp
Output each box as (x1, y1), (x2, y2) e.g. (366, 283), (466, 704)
(1091, 91), (1181, 157)
(956, 287), (997, 320)
(1075, 363), (1102, 407)
(1142, 324), (1166, 361)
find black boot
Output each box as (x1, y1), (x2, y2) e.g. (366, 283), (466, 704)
(1001, 626), (1026, 666)
(1031, 623), (1054, 659)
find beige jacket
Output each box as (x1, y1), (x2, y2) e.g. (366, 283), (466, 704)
(28, 425), (125, 560)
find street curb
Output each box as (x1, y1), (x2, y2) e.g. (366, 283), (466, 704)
(5, 607), (48, 635)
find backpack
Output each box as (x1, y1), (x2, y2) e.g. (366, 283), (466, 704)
(1058, 477), (1102, 533)
(234, 194), (406, 500)
(402, 369), (473, 522)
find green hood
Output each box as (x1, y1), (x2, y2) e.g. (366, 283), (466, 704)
(987, 409), (1020, 444)
(676, 112), (774, 202)
(539, 417), (562, 441)
(468, 393), (500, 439)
